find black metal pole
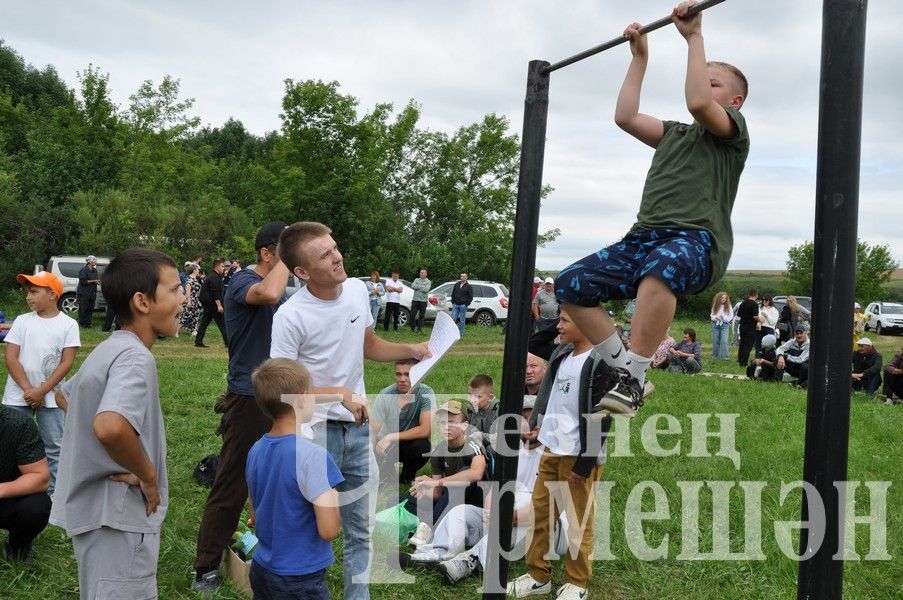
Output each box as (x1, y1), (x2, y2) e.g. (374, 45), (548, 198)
(481, 59), (550, 599)
(798, 1), (868, 599)
(544, 0), (726, 73)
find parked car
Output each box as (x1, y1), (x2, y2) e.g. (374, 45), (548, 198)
(38, 255), (110, 313)
(864, 301), (903, 335)
(429, 280), (509, 326)
(771, 295), (812, 323)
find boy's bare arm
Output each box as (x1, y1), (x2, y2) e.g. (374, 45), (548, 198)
(0, 459), (50, 498)
(4, 343), (35, 396)
(674, 1), (737, 138)
(614, 22), (664, 148)
(312, 488), (341, 541)
(93, 411), (160, 516)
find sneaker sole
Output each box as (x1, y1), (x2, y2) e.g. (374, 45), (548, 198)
(591, 398), (636, 419)
(508, 581), (552, 597)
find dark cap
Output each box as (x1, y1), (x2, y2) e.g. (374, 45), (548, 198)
(255, 221), (287, 250)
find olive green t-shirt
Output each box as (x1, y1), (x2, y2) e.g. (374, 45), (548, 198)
(632, 107), (749, 286)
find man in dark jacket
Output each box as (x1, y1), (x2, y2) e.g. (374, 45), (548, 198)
(76, 255), (100, 328)
(735, 288), (759, 366)
(195, 259), (228, 348)
(450, 272), (473, 336)
(851, 338), (882, 395)
(880, 344), (903, 404)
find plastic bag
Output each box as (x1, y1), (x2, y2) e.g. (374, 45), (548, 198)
(374, 501), (419, 545)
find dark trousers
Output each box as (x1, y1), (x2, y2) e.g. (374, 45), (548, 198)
(884, 372), (903, 399)
(777, 361), (809, 387)
(383, 302), (400, 331)
(194, 392), (271, 573)
(376, 437), (431, 483)
(410, 300), (427, 332)
(77, 294), (95, 327)
(746, 362), (777, 381)
(101, 306), (117, 332)
(196, 304), (228, 346)
(0, 491), (51, 557)
(250, 562), (328, 600)
(851, 373), (881, 395)
(738, 326), (757, 366)
(400, 480), (484, 526)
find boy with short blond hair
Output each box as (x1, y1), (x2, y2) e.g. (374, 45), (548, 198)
(247, 358), (343, 600)
(466, 373), (498, 447)
(50, 248), (184, 599)
(3, 271), (80, 494)
(556, 1), (750, 420)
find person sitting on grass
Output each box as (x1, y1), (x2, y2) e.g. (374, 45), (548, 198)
(246, 358), (343, 600)
(667, 328), (702, 374)
(507, 305), (614, 600)
(466, 373), (498, 448)
(0, 404), (51, 561)
(3, 271), (80, 495)
(879, 344), (903, 405)
(775, 323), (810, 388)
(393, 396), (573, 586)
(370, 358), (435, 484)
(50, 248), (184, 599)
(402, 400), (486, 549)
(747, 334), (778, 381)
(851, 338), (882, 396)
(650, 329), (676, 370)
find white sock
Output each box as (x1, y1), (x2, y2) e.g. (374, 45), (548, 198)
(594, 333), (629, 369)
(625, 351), (652, 386)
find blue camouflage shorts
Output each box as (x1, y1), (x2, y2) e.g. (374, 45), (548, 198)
(555, 228), (713, 306)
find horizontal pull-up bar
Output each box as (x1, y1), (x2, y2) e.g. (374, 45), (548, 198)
(544, 0), (727, 73)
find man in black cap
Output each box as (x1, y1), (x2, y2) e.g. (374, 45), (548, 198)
(192, 221), (291, 593)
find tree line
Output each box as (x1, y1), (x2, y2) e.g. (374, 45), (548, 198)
(0, 41), (557, 290)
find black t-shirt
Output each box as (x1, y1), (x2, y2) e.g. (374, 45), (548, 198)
(200, 271), (224, 306)
(736, 298), (759, 328)
(429, 432), (484, 477)
(0, 405), (46, 484)
(225, 268), (284, 396)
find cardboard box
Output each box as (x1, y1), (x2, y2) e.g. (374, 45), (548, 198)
(222, 548), (252, 597)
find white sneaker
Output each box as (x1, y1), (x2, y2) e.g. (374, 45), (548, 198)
(555, 583), (588, 599)
(408, 522), (433, 547)
(506, 573), (551, 597)
(437, 552), (480, 583)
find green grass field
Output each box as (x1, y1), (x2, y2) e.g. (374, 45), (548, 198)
(0, 301), (900, 599)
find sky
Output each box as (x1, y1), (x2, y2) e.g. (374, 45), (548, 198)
(5, 0), (901, 272)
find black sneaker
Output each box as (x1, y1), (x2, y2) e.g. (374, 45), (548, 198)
(591, 367), (643, 418)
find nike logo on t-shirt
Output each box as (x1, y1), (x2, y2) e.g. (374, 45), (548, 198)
(350, 315), (360, 323)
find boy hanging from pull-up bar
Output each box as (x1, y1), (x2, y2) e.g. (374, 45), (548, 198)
(556, 0), (750, 417)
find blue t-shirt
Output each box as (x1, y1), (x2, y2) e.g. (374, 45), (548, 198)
(225, 268), (283, 395)
(246, 434), (344, 576)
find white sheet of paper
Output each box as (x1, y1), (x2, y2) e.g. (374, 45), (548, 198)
(408, 311), (461, 388)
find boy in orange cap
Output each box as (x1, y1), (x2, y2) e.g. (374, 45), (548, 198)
(3, 271), (81, 494)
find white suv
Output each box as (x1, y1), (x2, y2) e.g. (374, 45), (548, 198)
(40, 255), (110, 313)
(429, 280), (509, 326)
(864, 301), (903, 335)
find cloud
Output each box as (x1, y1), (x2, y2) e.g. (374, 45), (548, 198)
(5, 0), (901, 271)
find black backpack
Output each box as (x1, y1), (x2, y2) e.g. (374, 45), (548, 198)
(193, 454), (219, 487)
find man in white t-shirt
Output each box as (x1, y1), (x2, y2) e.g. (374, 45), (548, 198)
(270, 222), (429, 600)
(383, 271), (404, 331)
(3, 271), (80, 494)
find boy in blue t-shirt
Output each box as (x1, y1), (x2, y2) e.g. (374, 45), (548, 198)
(247, 358), (344, 599)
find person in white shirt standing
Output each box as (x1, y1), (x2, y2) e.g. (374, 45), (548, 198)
(270, 221), (430, 600)
(383, 271), (404, 332)
(3, 271), (80, 494)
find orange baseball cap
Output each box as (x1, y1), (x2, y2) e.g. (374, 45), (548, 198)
(16, 271), (64, 298)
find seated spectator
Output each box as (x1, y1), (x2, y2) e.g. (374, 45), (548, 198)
(775, 324), (810, 388)
(0, 404), (52, 560)
(402, 401), (487, 548)
(851, 338), (882, 396)
(651, 330), (676, 370)
(370, 358), (435, 484)
(747, 334), (778, 381)
(466, 374), (498, 448)
(880, 344), (903, 405)
(667, 328), (702, 374)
